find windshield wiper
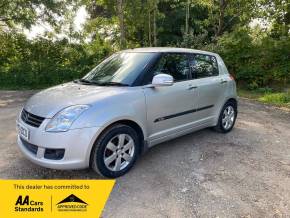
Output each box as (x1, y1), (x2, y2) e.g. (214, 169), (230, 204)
(74, 79), (101, 85)
(74, 79), (129, 86)
(99, 81), (129, 86)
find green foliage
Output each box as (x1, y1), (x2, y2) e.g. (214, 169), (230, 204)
(238, 88), (290, 108)
(259, 93), (290, 106)
(259, 92), (290, 106)
(213, 27), (290, 89)
(0, 0), (77, 29)
(0, 0), (289, 90)
(0, 32), (112, 89)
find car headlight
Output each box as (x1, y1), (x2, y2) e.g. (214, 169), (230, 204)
(45, 105), (90, 132)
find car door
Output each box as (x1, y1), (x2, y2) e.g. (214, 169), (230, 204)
(190, 53), (226, 123)
(143, 53), (199, 143)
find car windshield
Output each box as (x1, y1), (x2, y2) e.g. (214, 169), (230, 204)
(82, 52), (157, 86)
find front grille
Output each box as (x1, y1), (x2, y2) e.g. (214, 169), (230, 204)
(20, 137), (38, 155)
(21, 109), (45, 128)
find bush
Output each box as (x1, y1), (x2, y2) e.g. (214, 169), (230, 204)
(0, 32), (113, 89)
(212, 28), (290, 90)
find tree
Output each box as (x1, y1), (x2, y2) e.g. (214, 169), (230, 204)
(258, 0), (290, 37)
(146, 0), (159, 46)
(0, 0), (76, 29)
(211, 0), (257, 38)
(185, 0), (190, 36)
(216, 0), (226, 36)
(0, 0), (289, 90)
(117, 0), (126, 48)
(153, 0), (158, 46)
(148, 7), (152, 46)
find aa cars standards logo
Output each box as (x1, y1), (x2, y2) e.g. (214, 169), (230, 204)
(15, 195), (44, 212)
(56, 194), (88, 212)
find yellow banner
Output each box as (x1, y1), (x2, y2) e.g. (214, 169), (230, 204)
(0, 180), (115, 218)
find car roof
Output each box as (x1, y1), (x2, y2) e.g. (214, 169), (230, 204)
(122, 47), (218, 56)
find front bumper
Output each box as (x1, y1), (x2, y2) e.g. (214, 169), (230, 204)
(17, 118), (102, 170)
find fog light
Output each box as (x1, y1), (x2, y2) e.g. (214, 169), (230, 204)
(44, 149), (65, 160)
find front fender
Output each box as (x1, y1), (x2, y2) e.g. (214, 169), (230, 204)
(71, 88), (147, 138)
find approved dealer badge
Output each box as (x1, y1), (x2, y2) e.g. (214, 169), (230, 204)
(56, 194), (88, 212)
(0, 180), (115, 218)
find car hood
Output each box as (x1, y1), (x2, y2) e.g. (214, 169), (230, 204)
(24, 82), (125, 118)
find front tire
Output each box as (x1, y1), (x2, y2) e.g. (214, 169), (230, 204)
(214, 101), (237, 133)
(91, 124), (140, 178)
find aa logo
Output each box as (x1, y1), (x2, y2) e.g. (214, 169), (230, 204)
(15, 195), (44, 212)
(56, 194), (88, 212)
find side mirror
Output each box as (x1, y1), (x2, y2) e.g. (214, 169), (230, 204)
(152, 74), (174, 87)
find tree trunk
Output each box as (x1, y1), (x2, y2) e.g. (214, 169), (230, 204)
(148, 9), (152, 46)
(153, 2), (157, 46)
(283, 0), (290, 37)
(185, 0), (190, 35)
(117, 0), (126, 49)
(216, 0), (226, 37)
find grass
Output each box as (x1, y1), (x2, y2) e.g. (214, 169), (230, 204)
(238, 88), (290, 108)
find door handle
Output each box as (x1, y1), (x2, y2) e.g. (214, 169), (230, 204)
(188, 86), (198, 90)
(220, 80), (227, 84)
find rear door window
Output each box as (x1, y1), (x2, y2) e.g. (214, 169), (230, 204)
(190, 54), (219, 79)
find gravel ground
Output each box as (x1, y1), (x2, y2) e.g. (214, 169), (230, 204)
(0, 90), (290, 217)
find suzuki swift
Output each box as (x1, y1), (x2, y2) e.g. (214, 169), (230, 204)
(17, 47), (237, 178)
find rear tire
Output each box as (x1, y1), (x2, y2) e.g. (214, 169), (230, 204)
(214, 101), (237, 133)
(90, 124), (140, 178)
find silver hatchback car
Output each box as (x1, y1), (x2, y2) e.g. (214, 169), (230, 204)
(16, 47), (237, 178)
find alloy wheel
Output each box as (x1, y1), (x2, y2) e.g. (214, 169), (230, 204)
(103, 134), (135, 171)
(222, 105), (235, 130)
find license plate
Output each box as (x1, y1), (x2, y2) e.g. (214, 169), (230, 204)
(17, 122), (29, 141)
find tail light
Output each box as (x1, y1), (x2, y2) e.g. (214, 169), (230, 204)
(229, 74), (235, 81)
